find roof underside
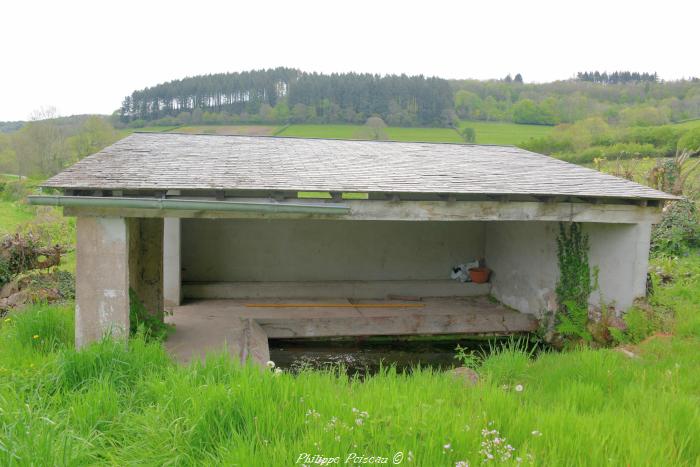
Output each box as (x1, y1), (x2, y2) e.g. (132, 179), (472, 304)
(43, 133), (675, 201)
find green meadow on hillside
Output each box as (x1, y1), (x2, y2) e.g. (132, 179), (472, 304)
(272, 122), (551, 145)
(458, 121), (554, 146)
(126, 121), (554, 146)
(277, 124), (464, 143)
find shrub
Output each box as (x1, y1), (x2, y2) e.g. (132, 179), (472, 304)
(0, 179), (30, 201)
(651, 199), (700, 257)
(460, 127), (476, 143)
(129, 289), (172, 341)
(556, 301), (593, 342)
(520, 136), (573, 155)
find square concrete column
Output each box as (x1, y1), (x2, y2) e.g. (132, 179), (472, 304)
(587, 222), (652, 311)
(75, 217), (130, 348)
(163, 218), (181, 308)
(129, 218), (164, 320)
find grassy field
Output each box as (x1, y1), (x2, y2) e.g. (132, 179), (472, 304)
(167, 125), (281, 136)
(1, 190), (699, 465)
(671, 118), (700, 130)
(458, 121), (554, 146)
(280, 125), (466, 144)
(120, 121), (556, 146)
(0, 250), (698, 465)
(241, 122), (550, 145)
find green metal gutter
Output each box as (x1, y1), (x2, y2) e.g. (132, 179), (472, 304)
(27, 195), (350, 215)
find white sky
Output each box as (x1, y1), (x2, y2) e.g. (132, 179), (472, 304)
(1, 0), (697, 121)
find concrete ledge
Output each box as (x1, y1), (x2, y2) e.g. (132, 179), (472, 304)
(182, 280), (491, 300)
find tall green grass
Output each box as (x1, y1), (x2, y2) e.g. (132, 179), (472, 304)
(0, 252), (698, 465)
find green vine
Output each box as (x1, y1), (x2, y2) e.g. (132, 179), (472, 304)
(555, 222), (595, 342)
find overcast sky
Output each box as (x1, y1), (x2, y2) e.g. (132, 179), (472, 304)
(1, 0), (697, 121)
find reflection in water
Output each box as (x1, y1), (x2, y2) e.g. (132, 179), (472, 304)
(269, 338), (506, 376)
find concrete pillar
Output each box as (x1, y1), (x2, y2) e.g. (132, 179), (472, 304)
(586, 222), (652, 311)
(163, 218), (181, 308)
(129, 218), (164, 320)
(75, 217), (130, 348)
(484, 221), (559, 316)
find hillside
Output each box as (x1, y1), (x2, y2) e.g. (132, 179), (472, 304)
(117, 68), (700, 131)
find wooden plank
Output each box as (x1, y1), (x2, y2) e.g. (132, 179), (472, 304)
(259, 312), (538, 338)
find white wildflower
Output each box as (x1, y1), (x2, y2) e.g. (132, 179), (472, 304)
(531, 430), (542, 437)
(514, 384), (524, 392)
(355, 418), (364, 426)
(266, 360), (275, 369)
(274, 367), (283, 375)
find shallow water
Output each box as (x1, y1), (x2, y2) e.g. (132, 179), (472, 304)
(269, 337), (507, 375)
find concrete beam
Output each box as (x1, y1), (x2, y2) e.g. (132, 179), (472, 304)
(183, 280), (490, 300)
(259, 312), (539, 338)
(64, 199), (662, 224)
(75, 217), (130, 348)
(129, 218), (164, 320)
(163, 218), (181, 308)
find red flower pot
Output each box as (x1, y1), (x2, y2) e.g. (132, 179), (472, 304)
(468, 267), (491, 284)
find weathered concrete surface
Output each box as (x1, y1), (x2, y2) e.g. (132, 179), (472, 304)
(129, 218), (164, 318)
(165, 297), (537, 363)
(485, 221), (653, 316)
(587, 222), (652, 310)
(242, 319), (270, 366)
(485, 222), (559, 316)
(183, 280), (491, 300)
(164, 307), (247, 364)
(163, 218), (181, 308)
(65, 200), (662, 224)
(182, 219), (485, 282)
(75, 217), (129, 348)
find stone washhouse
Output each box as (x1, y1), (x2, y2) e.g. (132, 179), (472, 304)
(31, 133), (676, 364)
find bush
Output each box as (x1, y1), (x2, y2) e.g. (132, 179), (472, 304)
(0, 179), (30, 202)
(651, 199), (700, 257)
(624, 126), (680, 156)
(460, 127), (476, 143)
(520, 136), (573, 155)
(128, 119), (146, 128)
(129, 289), (172, 341)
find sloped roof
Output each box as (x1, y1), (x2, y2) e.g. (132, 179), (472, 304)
(43, 132), (675, 200)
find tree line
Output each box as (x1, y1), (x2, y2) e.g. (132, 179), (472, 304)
(119, 68), (455, 127)
(117, 68), (700, 129)
(0, 109), (119, 178)
(452, 74), (700, 126)
(576, 71), (659, 84)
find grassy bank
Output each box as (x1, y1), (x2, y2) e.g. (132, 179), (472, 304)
(0, 251), (698, 465)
